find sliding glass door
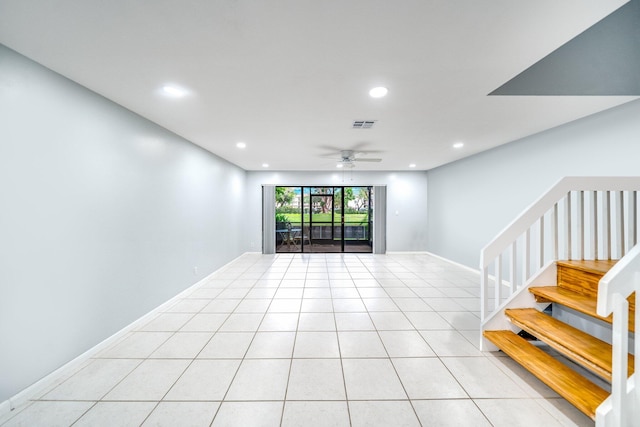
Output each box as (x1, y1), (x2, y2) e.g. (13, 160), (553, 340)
(275, 186), (372, 253)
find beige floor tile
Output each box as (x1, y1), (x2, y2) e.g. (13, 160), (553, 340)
(268, 299), (302, 313)
(104, 359), (189, 401)
(438, 311), (480, 330)
(164, 359), (240, 401)
(419, 330), (483, 357)
(334, 313), (376, 331)
(442, 357), (531, 398)
(137, 313), (194, 332)
(149, 332), (213, 359)
(281, 401), (350, 427)
(180, 313), (228, 332)
(212, 402), (283, 427)
(225, 359), (290, 401)
(44, 359), (140, 400)
(474, 398), (571, 427)
(286, 359), (346, 400)
(342, 359), (407, 400)
(405, 311), (453, 330)
(392, 357), (467, 399)
(197, 332), (253, 358)
(349, 401), (420, 427)
(259, 313), (299, 331)
(300, 298), (333, 313)
(332, 298), (367, 312)
(142, 401), (219, 427)
(218, 313), (263, 332)
(200, 299), (241, 313)
(412, 399), (492, 427)
(298, 312), (336, 331)
(362, 298), (400, 312)
(164, 298), (211, 313)
(338, 331), (387, 358)
(234, 298), (271, 313)
(293, 331), (340, 358)
(245, 331), (296, 358)
(74, 402), (156, 427)
(368, 312), (414, 330)
(378, 330), (435, 357)
(2, 401), (94, 427)
(95, 332), (171, 358)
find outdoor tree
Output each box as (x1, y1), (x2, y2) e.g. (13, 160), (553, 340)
(343, 187), (355, 210)
(352, 188), (369, 212)
(314, 188), (333, 213)
(275, 187), (295, 209)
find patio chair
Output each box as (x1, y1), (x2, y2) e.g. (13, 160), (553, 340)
(294, 225), (311, 246)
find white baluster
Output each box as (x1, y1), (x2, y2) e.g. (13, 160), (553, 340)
(591, 191), (598, 260)
(577, 191), (584, 260)
(604, 191), (611, 260)
(552, 203), (559, 260)
(538, 216), (544, 269)
(628, 191), (637, 251)
(565, 193), (572, 260)
(510, 241), (516, 294)
(615, 191), (624, 259)
(495, 255), (503, 304)
(481, 267), (489, 320)
(523, 229), (530, 284)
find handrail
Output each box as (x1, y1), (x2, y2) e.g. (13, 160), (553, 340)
(481, 176), (640, 269)
(480, 176), (640, 322)
(596, 245), (640, 427)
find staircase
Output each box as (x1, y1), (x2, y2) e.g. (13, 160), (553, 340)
(484, 260), (636, 421)
(479, 177), (640, 425)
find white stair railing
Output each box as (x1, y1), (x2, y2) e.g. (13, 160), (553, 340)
(480, 176), (640, 322)
(596, 245), (639, 427)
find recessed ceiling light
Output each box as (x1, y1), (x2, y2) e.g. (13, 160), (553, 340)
(236, 142), (246, 149)
(409, 163), (416, 168)
(161, 85), (188, 98)
(262, 163), (269, 168)
(369, 86), (388, 98)
(336, 164), (344, 168)
(453, 142), (464, 149)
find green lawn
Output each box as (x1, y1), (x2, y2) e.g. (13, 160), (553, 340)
(279, 213), (368, 225)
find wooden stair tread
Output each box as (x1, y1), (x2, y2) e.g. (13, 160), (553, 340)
(529, 286), (635, 333)
(556, 259), (618, 275)
(484, 330), (609, 420)
(505, 308), (634, 382)
(556, 260), (618, 297)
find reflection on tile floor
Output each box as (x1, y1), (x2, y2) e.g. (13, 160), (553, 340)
(1, 253), (593, 426)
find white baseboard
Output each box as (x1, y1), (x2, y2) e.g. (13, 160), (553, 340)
(385, 250), (480, 275)
(0, 255), (243, 421)
(423, 251), (481, 275)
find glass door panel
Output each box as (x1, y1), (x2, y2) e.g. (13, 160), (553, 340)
(344, 187), (371, 251)
(275, 186), (302, 253)
(309, 187), (340, 252)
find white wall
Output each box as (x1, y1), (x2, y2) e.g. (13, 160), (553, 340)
(0, 45), (248, 402)
(245, 171), (429, 252)
(426, 98), (640, 269)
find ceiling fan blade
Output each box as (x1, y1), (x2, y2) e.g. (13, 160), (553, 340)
(353, 158), (382, 162)
(317, 144), (344, 153)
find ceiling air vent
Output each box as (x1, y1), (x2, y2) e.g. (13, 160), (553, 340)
(352, 120), (376, 129)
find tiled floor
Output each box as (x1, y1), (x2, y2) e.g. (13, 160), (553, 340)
(1, 253), (593, 426)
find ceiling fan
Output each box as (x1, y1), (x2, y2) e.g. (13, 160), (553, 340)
(336, 150), (382, 167)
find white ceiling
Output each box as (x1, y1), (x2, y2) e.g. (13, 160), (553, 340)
(0, 0), (636, 171)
